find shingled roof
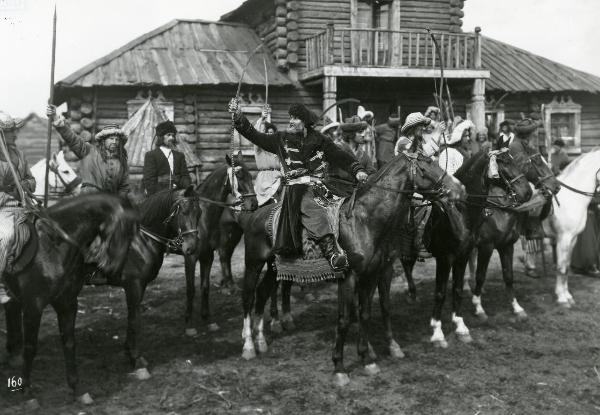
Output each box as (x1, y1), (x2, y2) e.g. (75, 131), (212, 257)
(55, 19), (290, 96)
(482, 36), (600, 93)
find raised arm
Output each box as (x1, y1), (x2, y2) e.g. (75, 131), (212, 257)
(228, 99), (280, 154)
(47, 105), (91, 160)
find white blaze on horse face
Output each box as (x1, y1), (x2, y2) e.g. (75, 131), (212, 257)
(31, 151), (79, 196)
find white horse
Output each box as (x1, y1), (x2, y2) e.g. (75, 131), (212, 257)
(30, 150), (81, 199)
(546, 148), (600, 307)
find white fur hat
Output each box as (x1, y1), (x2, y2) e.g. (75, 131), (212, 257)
(357, 105), (374, 120)
(448, 119), (475, 145)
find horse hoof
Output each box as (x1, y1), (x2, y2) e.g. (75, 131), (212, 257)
(389, 342), (405, 359)
(364, 363), (381, 376)
(333, 373), (350, 387)
(78, 392), (94, 405)
(515, 310), (528, 321)
(25, 398), (40, 411)
(432, 339), (448, 349)
(405, 293), (416, 304)
(270, 320), (283, 334)
(567, 297), (576, 306)
(367, 344), (378, 361)
(131, 368), (151, 381)
(282, 318), (295, 332)
(242, 348), (257, 360)
(256, 339), (269, 354)
(456, 333), (473, 344)
(475, 312), (488, 323)
(185, 328), (198, 337)
(208, 323), (220, 332)
(557, 301), (571, 309)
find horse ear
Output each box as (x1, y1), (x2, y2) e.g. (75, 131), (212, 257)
(225, 153), (232, 166)
(184, 185), (195, 198)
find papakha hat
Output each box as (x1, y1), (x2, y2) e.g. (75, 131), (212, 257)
(499, 119), (514, 128)
(0, 111), (24, 130)
(320, 121), (340, 134)
(388, 113), (401, 127)
(95, 124), (127, 143)
(514, 118), (538, 136)
(401, 112), (431, 134)
(340, 115), (368, 133)
(155, 120), (177, 137)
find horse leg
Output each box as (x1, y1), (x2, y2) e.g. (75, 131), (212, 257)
(332, 272), (355, 386)
(555, 233), (577, 307)
(218, 223), (242, 291)
(184, 254), (198, 337)
(378, 263), (404, 359)
(4, 300), (24, 368)
(21, 302), (43, 400)
(498, 244), (527, 320)
(254, 261), (277, 354)
(241, 258), (264, 360)
(52, 299), (93, 405)
(472, 243), (494, 322)
(451, 255), (472, 343)
(269, 278), (282, 334)
(431, 256), (450, 348)
(401, 258), (417, 301)
(280, 280), (295, 331)
(464, 248), (477, 294)
(358, 275), (380, 375)
(124, 280), (151, 380)
(200, 251), (219, 331)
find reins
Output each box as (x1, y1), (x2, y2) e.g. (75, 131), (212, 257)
(556, 179), (597, 197)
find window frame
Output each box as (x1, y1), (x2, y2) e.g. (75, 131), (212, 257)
(543, 96), (582, 155)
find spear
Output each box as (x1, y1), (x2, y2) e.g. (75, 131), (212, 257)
(43, 5), (57, 208)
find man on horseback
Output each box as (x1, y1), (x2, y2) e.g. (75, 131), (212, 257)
(47, 105), (130, 196)
(0, 111), (36, 303)
(228, 99), (368, 272)
(438, 119), (475, 176)
(142, 120), (191, 195)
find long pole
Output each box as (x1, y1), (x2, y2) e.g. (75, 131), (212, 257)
(43, 5), (57, 208)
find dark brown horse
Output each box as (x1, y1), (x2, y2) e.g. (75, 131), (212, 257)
(183, 153), (256, 336)
(2, 193), (138, 405)
(400, 149), (532, 348)
(115, 186), (202, 381)
(469, 148), (561, 320)
(234, 152), (467, 385)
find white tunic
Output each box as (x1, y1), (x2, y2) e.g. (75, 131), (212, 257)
(438, 147), (464, 176)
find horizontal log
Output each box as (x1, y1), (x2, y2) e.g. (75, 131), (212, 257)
(276, 48), (288, 59)
(69, 97), (82, 108)
(287, 30), (300, 41)
(70, 122), (82, 134)
(287, 1), (299, 11)
(80, 130), (92, 142)
(82, 92), (94, 103)
(80, 117), (94, 129)
(276, 5), (287, 17)
(277, 59), (288, 68)
(286, 20), (298, 31)
(275, 0), (286, 6)
(275, 16), (286, 26)
(185, 114), (196, 123)
(276, 26), (287, 37)
(70, 110), (82, 121)
(287, 41), (299, 52)
(184, 95), (195, 105)
(277, 37), (288, 48)
(286, 11), (299, 21)
(184, 104), (195, 114)
(80, 102), (93, 115)
(287, 53), (299, 64)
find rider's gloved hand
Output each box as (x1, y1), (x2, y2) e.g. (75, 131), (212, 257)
(46, 104), (65, 128)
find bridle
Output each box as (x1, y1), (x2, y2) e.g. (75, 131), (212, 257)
(47, 160), (82, 195)
(226, 165), (257, 212)
(522, 152), (555, 193)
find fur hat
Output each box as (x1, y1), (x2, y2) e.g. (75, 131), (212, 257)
(401, 112), (431, 134)
(552, 138), (565, 147)
(388, 113), (401, 127)
(0, 111), (24, 130)
(264, 121), (277, 133)
(320, 121), (340, 134)
(514, 118), (538, 136)
(340, 115), (368, 133)
(288, 104), (318, 127)
(424, 106), (441, 119)
(156, 120), (177, 137)
(499, 119), (514, 129)
(447, 119), (475, 145)
(95, 124), (127, 143)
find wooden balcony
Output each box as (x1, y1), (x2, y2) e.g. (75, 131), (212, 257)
(302, 26), (487, 81)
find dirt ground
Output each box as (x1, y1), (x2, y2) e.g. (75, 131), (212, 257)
(1, 241), (600, 415)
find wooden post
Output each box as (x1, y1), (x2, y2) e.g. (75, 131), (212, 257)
(326, 23), (335, 65)
(323, 76), (337, 122)
(470, 78), (487, 136)
(474, 26), (482, 69)
(43, 6), (57, 208)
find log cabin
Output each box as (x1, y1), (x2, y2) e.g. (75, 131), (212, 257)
(53, 0), (600, 183)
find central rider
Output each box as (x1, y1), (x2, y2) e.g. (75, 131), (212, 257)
(228, 99), (368, 272)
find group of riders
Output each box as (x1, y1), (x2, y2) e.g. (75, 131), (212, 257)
(0, 97), (553, 303)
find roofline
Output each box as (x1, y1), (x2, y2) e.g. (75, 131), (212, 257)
(56, 18), (254, 88)
(482, 35), (600, 92)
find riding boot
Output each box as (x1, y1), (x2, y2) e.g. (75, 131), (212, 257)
(318, 234), (348, 272)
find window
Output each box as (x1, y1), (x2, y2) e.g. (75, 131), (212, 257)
(233, 105), (263, 156)
(355, 0), (393, 65)
(543, 96), (581, 155)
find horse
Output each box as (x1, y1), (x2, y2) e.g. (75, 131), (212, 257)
(183, 153), (256, 336)
(115, 186), (202, 381)
(234, 152), (467, 385)
(546, 149), (600, 307)
(400, 149), (532, 348)
(469, 146), (561, 320)
(29, 150), (81, 199)
(2, 193), (138, 405)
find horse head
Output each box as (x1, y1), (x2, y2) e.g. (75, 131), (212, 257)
(403, 152), (466, 202)
(35, 151), (82, 196)
(168, 186), (202, 256)
(225, 151), (258, 211)
(517, 147), (561, 196)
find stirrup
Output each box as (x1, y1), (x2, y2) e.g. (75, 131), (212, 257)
(330, 252), (349, 272)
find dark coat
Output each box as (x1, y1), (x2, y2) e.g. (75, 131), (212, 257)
(374, 122), (398, 166)
(234, 114), (364, 255)
(0, 146), (35, 201)
(142, 147), (191, 195)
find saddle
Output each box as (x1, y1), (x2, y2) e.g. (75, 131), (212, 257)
(6, 217), (38, 275)
(266, 198), (345, 284)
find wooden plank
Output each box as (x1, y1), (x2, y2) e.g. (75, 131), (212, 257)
(415, 33), (420, 67)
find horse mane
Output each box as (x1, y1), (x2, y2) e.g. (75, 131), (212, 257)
(198, 164), (228, 196)
(356, 154), (407, 197)
(454, 150), (489, 194)
(559, 147), (600, 178)
(138, 189), (177, 225)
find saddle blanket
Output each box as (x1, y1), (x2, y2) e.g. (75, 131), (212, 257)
(266, 197), (345, 284)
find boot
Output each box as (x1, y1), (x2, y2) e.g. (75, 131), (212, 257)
(318, 234), (348, 272)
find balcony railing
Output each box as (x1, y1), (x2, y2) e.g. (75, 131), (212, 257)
(305, 26), (482, 73)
